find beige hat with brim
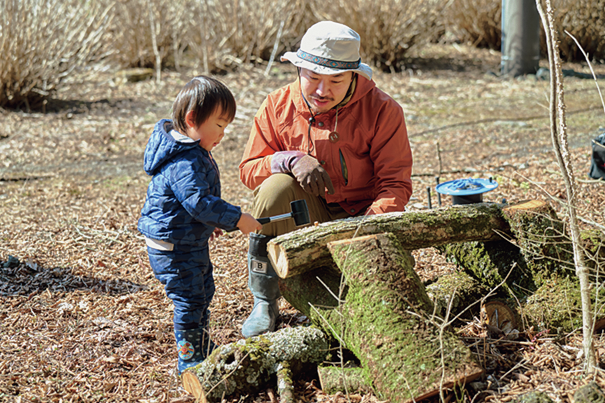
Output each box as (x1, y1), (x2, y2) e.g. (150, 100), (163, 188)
(281, 21), (373, 81)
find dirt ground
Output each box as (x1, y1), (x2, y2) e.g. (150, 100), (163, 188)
(1, 43), (605, 402)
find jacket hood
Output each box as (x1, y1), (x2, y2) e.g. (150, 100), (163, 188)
(292, 74), (376, 117)
(144, 119), (201, 175)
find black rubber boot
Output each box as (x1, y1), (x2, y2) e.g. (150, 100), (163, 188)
(241, 233), (280, 338)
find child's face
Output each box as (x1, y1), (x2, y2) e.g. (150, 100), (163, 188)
(186, 108), (230, 151)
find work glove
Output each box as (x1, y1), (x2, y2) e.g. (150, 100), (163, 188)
(291, 155), (335, 198)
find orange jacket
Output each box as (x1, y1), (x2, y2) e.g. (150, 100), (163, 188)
(239, 76), (413, 215)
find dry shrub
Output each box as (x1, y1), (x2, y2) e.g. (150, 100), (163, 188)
(0, 0), (114, 109)
(444, 0), (502, 50)
(103, 0), (190, 69)
(106, 0), (313, 73)
(185, 0), (313, 73)
(545, 0), (605, 62)
(310, 0), (446, 72)
(444, 0), (605, 62)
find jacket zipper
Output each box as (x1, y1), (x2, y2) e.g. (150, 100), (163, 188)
(339, 149), (348, 186)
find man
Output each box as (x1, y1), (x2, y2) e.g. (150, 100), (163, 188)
(238, 21), (413, 338)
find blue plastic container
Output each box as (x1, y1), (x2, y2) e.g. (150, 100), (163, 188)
(435, 178), (499, 205)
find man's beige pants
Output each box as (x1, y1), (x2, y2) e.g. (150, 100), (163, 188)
(251, 174), (355, 237)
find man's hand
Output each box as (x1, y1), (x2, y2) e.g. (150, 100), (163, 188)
(291, 155), (335, 197)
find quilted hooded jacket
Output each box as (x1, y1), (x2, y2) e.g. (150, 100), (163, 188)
(138, 119), (242, 247)
(239, 75), (413, 215)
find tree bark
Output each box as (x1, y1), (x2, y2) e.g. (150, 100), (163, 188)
(309, 233), (483, 402)
(501, 200), (573, 274)
(317, 365), (372, 395)
(181, 326), (328, 402)
(279, 264), (344, 319)
(425, 270), (489, 321)
(269, 203), (510, 279)
(435, 201), (569, 314)
(573, 381), (605, 403)
(436, 200), (605, 333)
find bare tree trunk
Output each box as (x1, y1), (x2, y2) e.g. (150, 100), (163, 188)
(199, 0), (210, 74)
(535, 0), (596, 371)
(147, 0), (161, 84)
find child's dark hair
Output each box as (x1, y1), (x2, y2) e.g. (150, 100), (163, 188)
(172, 76), (236, 134)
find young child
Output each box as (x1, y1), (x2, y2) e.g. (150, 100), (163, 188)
(138, 76), (262, 374)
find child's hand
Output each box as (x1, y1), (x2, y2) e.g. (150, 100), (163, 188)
(237, 213), (263, 235)
(210, 227), (223, 241)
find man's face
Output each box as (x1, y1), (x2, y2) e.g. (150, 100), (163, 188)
(299, 68), (354, 114)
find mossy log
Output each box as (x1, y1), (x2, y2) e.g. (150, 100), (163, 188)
(279, 265), (344, 318)
(438, 240), (535, 295)
(425, 270), (489, 320)
(439, 201), (565, 300)
(181, 326), (329, 402)
(513, 391), (555, 403)
(581, 229), (605, 270)
(501, 200), (574, 276)
(522, 275), (605, 333)
(437, 200), (605, 333)
(574, 381), (605, 403)
(268, 203), (510, 278)
(502, 201), (603, 277)
(276, 362), (295, 403)
(317, 365), (372, 395)
(308, 233), (483, 402)
(115, 68), (154, 83)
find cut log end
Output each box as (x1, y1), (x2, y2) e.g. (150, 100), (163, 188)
(182, 371), (204, 401)
(272, 245), (289, 279)
(482, 301), (518, 336)
(503, 200), (547, 211)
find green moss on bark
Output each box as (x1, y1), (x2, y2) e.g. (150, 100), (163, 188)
(513, 391), (555, 403)
(574, 381), (605, 403)
(317, 233), (482, 402)
(279, 265), (345, 318)
(523, 274), (605, 333)
(438, 241), (534, 295)
(193, 326), (328, 401)
(426, 270), (489, 320)
(318, 365), (372, 395)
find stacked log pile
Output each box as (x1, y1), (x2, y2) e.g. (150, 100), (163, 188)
(183, 200), (604, 401)
(434, 201), (605, 332)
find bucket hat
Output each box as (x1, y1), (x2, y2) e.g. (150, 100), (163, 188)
(281, 21), (373, 81)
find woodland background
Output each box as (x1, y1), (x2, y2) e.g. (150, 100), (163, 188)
(1, 0), (605, 402)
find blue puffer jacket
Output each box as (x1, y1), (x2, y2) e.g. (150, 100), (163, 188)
(138, 119), (242, 247)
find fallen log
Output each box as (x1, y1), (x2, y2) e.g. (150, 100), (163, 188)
(425, 270), (489, 320)
(437, 200), (605, 333)
(279, 265), (344, 318)
(313, 233), (483, 402)
(522, 274), (605, 333)
(574, 381), (605, 403)
(317, 365), (372, 395)
(181, 326), (329, 402)
(500, 200), (573, 276)
(268, 203), (510, 279)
